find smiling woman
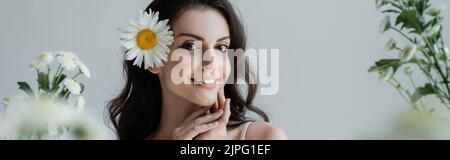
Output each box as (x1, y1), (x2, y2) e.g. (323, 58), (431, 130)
(108, 0), (287, 140)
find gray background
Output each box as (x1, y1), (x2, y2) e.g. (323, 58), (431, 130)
(1, 0), (449, 139)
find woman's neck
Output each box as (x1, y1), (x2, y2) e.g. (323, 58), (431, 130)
(149, 89), (203, 140)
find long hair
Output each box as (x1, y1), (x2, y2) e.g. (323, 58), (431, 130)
(108, 0), (269, 140)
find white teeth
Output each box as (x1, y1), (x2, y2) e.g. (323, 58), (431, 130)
(190, 78), (218, 84)
(203, 79), (215, 84)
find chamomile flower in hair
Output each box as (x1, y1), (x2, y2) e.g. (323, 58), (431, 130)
(120, 10), (174, 69)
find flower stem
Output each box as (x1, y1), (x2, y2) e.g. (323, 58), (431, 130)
(388, 80), (422, 115)
(72, 72), (81, 80)
(408, 75), (427, 113)
(390, 27), (415, 43)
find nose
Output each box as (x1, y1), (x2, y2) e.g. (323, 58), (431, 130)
(202, 48), (219, 69)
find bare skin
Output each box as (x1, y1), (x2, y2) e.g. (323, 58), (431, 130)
(147, 7), (287, 140)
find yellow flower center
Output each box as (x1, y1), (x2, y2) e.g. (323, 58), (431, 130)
(136, 29), (157, 50)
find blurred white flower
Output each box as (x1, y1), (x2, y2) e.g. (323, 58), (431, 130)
(416, 40), (426, 51)
(56, 51), (78, 71)
(444, 47), (449, 57)
(37, 52), (54, 65)
(422, 25), (441, 38)
(400, 45), (417, 62)
(47, 123), (58, 136)
(76, 96), (85, 114)
(0, 99), (113, 140)
(426, 5), (446, 17)
(76, 61), (91, 78)
(29, 52), (54, 71)
(1, 97), (10, 106)
(376, 0), (391, 10)
(396, 84), (406, 91)
(64, 79), (81, 95)
(384, 38), (397, 51)
(404, 66), (413, 76)
(380, 16), (391, 33)
(379, 67), (394, 82)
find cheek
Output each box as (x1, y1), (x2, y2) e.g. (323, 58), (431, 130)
(222, 55), (231, 82)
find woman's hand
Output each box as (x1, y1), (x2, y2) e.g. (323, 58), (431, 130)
(172, 105), (224, 140)
(195, 87), (231, 140)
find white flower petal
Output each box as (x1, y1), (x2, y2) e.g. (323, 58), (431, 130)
(63, 79), (81, 95)
(123, 40), (137, 50)
(149, 11), (159, 28)
(134, 51), (144, 68)
(125, 48), (139, 60)
(144, 51), (152, 69)
(128, 19), (139, 28)
(154, 19), (169, 33)
(121, 33), (135, 40)
(77, 62), (91, 78)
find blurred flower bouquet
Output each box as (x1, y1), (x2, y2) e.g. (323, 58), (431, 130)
(370, 0), (449, 115)
(1, 51), (108, 140)
(370, 0), (450, 139)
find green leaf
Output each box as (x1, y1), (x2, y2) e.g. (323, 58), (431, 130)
(368, 59), (401, 73)
(51, 74), (66, 93)
(395, 8), (425, 33)
(411, 83), (438, 102)
(57, 89), (69, 100)
(80, 83), (85, 94)
(17, 82), (35, 97)
(37, 72), (50, 92)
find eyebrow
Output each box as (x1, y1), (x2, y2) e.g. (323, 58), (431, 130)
(176, 33), (230, 42)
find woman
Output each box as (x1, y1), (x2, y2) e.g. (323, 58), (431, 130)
(108, 0), (287, 140)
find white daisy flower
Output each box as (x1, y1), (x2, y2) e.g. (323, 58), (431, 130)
(400, 45), (416, 62)
(63, 79), (81, 95)
(120, 10), (174, 69)
(77, 61), (91, 78)
(56, 51), (79, 71)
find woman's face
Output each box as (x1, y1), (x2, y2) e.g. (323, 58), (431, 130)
(155, 7), (232, 107)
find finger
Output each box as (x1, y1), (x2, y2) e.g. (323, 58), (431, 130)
(219, 98), (231, 125)
(192, 109), (223, 126)
(217, 86), (226, 109)
(183, 107), (209, 124)
(211, 98), (218, 113)
(182, 121), (219, 139)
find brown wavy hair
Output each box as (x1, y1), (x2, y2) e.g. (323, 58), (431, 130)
(108, 0), (269, 140)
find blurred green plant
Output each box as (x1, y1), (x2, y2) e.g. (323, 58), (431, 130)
(370, 0), (449, 116)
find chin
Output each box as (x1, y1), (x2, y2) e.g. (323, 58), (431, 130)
(191, 90), (217, 107)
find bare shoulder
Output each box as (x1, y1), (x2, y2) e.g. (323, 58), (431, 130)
(245, 122), (288, 140)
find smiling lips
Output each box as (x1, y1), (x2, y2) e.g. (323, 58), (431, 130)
(191, 78), (220, 89)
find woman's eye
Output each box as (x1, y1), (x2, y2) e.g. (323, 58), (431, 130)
(216, 44), (229, 53)
(180, 42), (199, 51)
